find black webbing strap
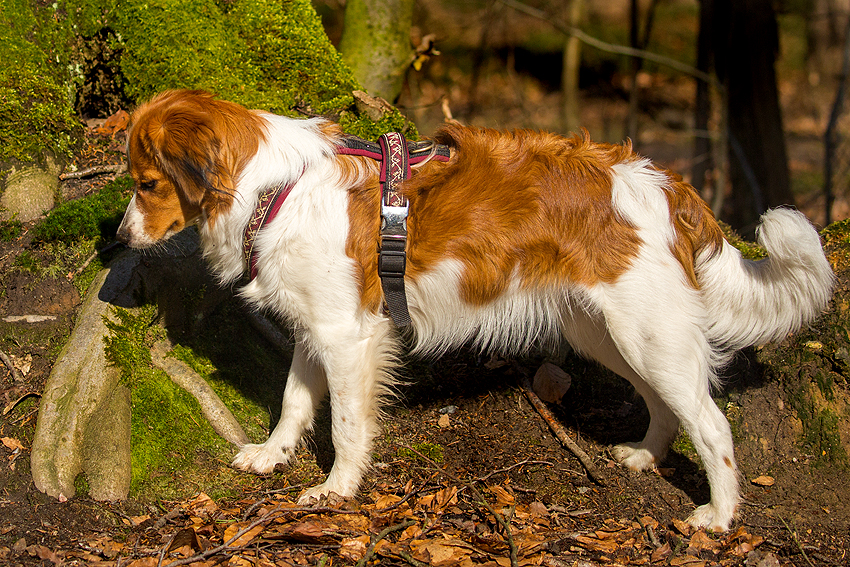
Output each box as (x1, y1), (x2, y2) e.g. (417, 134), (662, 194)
(377, 132), (412, 328)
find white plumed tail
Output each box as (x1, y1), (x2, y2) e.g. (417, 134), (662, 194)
(699, 208), (834, 352)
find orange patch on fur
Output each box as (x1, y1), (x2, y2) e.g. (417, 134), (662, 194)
(661, 168), (724, 289)
(403, 126), (642, 305)
(724, 456), (733, 468)
(343, 125), (651, 311)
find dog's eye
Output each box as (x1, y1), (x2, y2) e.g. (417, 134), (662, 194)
(139, 180), (157, 193)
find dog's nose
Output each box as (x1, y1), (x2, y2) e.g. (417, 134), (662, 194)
(115, 226), (130, 245)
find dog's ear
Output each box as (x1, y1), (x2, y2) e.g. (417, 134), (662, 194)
(140, 101), (233, 206)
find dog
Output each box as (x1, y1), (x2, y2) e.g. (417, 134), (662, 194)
(116, 89), (834, 531)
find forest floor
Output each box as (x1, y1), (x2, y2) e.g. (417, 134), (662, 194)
(1, 84), (849, 566)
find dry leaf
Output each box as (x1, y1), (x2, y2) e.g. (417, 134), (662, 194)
(28, 545), (62, 565)
(639, 515), (659, 530)
(532, 363), (571, 403)
(1, 437), (24, 452)
(574, 535), (619, 554)
(126, 558), (158, 567)
(413, 540), (472, 566)
(489, 485), (515, 508)
(95, 109), (130, 135)
(187, 492), (219, 517)
(223, 523), (264, 547)
(671, 518), (692, 536)
(434, 486), (459, 510)
(688, 530), (721, 553)
(10, 354), (31, 376)
(373, 493), (402, 509)
(338, 535), (370, 562)
(528, 501), (548, 518)
(751, 475), (775, 487)
(651, 541), (672, 563)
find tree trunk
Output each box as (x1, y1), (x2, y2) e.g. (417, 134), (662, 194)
(712, 0), (793, 235)
(561, 0), (584, 134)
(692, 0), (713, 200)
(339, 0), (414, 103)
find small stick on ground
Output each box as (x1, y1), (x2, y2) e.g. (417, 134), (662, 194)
(60, 163), (127, 180)
(520, 377), (606, 486)
(355, 519), (417, 567)
(0, 349), (24, 382)
(68, 241), (122, 280)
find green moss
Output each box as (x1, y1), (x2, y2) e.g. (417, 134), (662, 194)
(719, 221), (767, 260)
(103, 306), (157, 385)
(32, 175), (132, 245)
(3, 0), (411, 170)
(0, 217), (23, 242)
(169, 343), (271, 444)
(397, 442), (444, 464)
(13, 250), (40, 274)
(0, 0), (83, 163)
(113, 0), (360, 117)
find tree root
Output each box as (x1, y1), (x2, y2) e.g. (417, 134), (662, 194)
(150, 340), (250, 446)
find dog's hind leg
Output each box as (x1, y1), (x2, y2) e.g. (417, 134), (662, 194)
(232, 341), (328, 474)
(563, 310), (680, 471)
(592, 280), (739, 531)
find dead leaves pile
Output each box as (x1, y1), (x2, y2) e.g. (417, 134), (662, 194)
(38, 482), (773, 567)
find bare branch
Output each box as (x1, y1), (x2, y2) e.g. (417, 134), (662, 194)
(497, 0), (717, 87)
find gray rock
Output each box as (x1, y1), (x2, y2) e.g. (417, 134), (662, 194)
(1, 156), (61, 221)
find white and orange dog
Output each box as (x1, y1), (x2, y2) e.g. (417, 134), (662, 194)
(117, 89), (833, 531)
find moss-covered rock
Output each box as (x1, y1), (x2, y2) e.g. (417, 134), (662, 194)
(0, 0), (83, 166)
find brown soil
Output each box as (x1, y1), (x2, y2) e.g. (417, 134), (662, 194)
(1, 100), (849, 566)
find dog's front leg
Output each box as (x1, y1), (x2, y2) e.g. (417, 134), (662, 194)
(296, 318), (395, 504)
(232, 341), (328, 474)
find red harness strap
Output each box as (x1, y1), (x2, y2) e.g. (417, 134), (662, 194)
(242, 179), (297, 281)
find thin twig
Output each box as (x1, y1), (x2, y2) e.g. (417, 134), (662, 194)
(497, 0), (717, 87)
(68, 241), (122, 280)
(398, 550), (429, 567)
(355, 519), (417, 567)
(161, 505), (288, 567)
(405, 446), (519, 567)
(475, 459), (554, 483)
(0, 349), (24, 382)
(60, 163), (127, 180)
(520, 377), (605, 485)
(779, 517), (816, 567)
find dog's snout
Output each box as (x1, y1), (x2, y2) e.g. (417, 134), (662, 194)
(115, 224), (131, 245)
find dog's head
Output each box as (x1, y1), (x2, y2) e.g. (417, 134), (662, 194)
(116, 89), (264, 248)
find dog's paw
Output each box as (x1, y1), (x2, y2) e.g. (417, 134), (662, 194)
(686, 503), (733, 532)
(611, 442), (657, 471)
(232, 443), (292, 474)
(297, 483), (356, 505)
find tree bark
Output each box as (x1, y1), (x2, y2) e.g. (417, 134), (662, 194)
(561, 0), (584, 134)
(339, 0), (415, 103)
(712, 0), (793, 235)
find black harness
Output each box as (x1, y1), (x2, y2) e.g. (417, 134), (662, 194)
(338, 133), (450, 327)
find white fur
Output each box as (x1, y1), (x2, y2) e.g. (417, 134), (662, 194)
(119, 111), (834, 532)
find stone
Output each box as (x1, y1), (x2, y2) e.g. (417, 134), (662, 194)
(1, 155), (62, 221)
